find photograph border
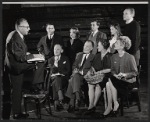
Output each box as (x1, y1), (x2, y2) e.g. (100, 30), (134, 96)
(0, 0), (149, 121)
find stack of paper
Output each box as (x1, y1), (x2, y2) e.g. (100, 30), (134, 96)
(27, 54), (45, 62)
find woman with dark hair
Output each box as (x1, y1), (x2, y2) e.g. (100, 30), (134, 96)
(108, 22), (122, 54)
(102, 36), (138, 118)
(65, 27), (83, 67)
(84, 39), (111, 115)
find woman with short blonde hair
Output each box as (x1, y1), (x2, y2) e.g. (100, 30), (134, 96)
(102, 36), (138, 118)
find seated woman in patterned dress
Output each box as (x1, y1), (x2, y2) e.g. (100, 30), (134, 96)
(84, 39), (111, 115)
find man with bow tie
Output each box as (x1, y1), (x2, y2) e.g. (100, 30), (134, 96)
(65, 40), (95, 112)
(87, 20), (107, 55)
(48, 44), (71, 111)
(33, 23), (64, 85)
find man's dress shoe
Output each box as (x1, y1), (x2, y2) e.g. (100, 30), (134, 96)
(83, 107), (96, 115)
(13, 113), (29, 119)
(67, 105), (75, 113)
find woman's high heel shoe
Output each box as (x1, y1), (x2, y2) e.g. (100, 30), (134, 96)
(112, 102), (119, 117)
(112, 107), (119, 117)
(100, 114), (109, 119)
(111, 110), (118, 117)
(100, 110), (113, 119)
(83, 107), (96, 115)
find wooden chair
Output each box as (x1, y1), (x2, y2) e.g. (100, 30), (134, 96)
(23, 67), (52, 119)
(119, 65), (142, 116)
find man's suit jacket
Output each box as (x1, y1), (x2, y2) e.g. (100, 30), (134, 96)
(73, 52), (95, 76)
(48, 55), (71, 78)
(87, 30), (107, 44)
(87, 30), (107, 55)
(65, 38), (83, 65)
(37, 33), (64, 59)
(7, 31), (34, 75)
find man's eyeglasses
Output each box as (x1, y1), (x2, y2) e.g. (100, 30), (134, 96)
(19, 26), (30, 29)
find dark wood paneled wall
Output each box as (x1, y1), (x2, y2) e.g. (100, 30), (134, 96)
(3, 4), (148, 74)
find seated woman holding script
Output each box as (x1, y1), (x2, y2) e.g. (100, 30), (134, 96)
(48, 44), (71, 111)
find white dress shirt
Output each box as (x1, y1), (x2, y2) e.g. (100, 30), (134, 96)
(54, 55), (61, 67)
(48, 34), (54, 39)
(80, 53), (89, 66)
(70, 38), (74, 45)
(17, 30), (24, 40)
(79, 53), (90, 75)
(92, 30), (98, 37)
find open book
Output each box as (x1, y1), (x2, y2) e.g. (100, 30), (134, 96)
(27, 54), (45, 62)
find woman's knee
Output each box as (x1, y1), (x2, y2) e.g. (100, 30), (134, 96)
(106, 81), (110, 89)
(95, 85), (102, 94)
(88, 84), (95, 90)
(95, 84), (100, 87)
(108, 79), (114, 87)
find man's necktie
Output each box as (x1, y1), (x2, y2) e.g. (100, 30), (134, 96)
(79, 54), (87, 70)
(91, 32), (94, 37)
(70, 39), (74, 45)
(50, 35), (53, 40)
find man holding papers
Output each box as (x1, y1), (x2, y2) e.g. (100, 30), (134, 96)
(7, 18), (36, 119)
(48, 44), (71, 111)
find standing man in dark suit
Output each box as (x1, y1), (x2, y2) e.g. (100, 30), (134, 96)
(48, 44), (71, 111)
(33, 23), (64, 85)
(65, 27), (83, 67)
(7, 18), (36, 119)
(123, 7), (141, 66)
(65, 40), (95, 112)
(87, 20), (107, 55)
(37, 23), (64, 59)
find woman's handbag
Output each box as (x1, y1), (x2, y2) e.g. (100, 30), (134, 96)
(84, 67), (104, 85)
